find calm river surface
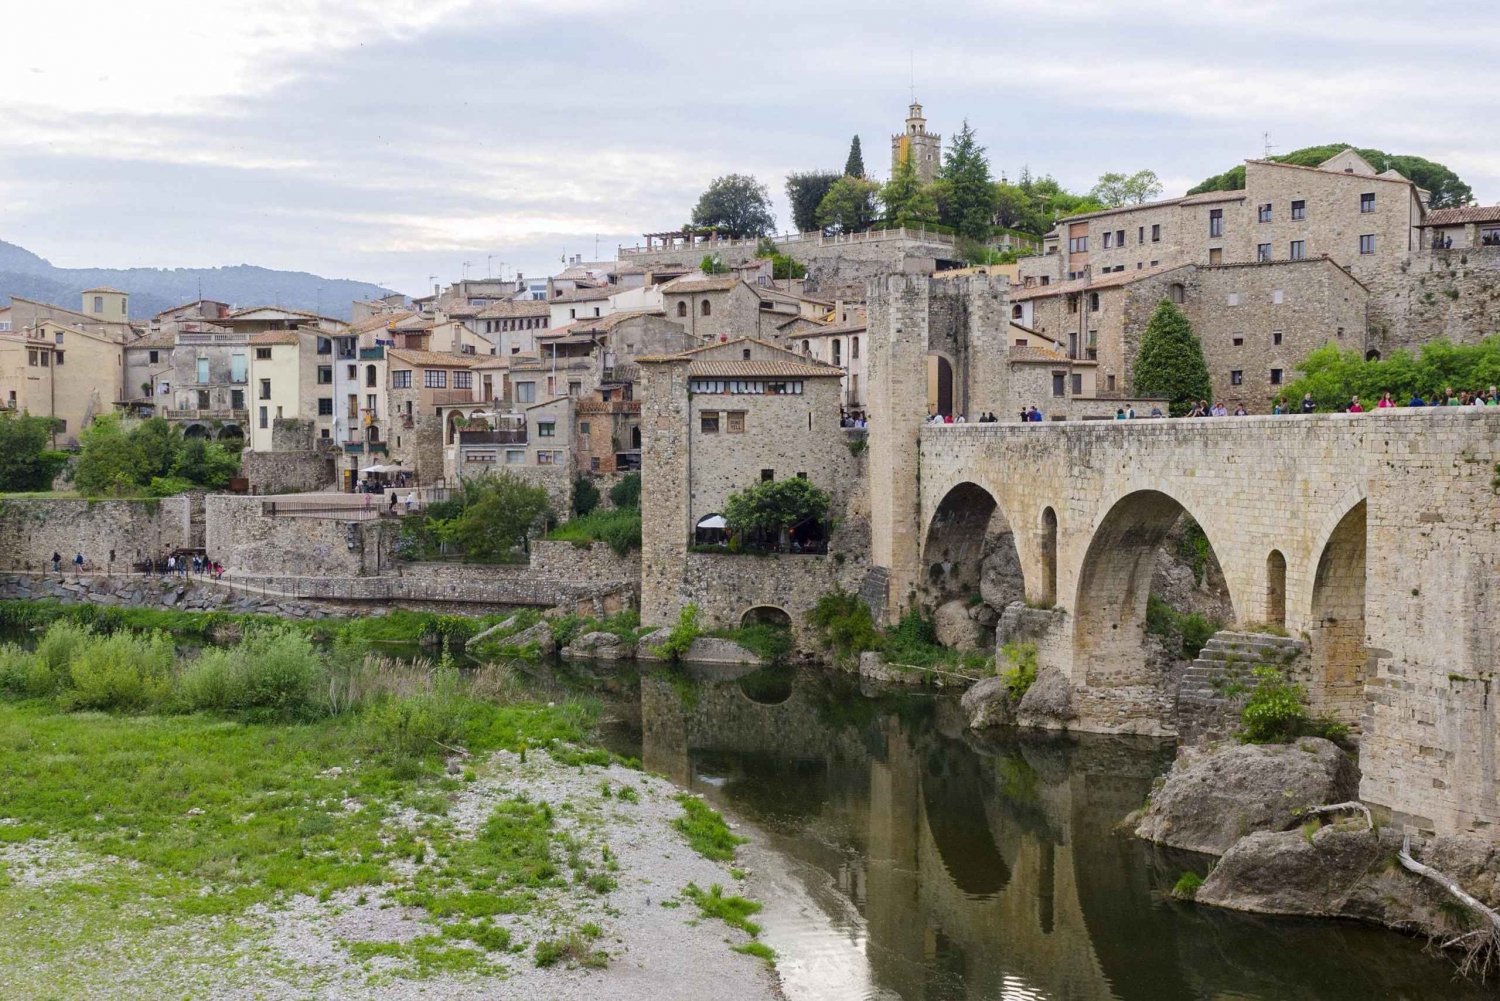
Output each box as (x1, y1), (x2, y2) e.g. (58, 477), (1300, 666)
(538, 659), (1489, 1001)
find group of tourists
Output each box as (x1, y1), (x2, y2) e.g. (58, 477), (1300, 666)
(839, 410), (869, 428)
(1268, 387), (1500, 414)
(50, 552), (85, 573)
(160, 554), (224, 579)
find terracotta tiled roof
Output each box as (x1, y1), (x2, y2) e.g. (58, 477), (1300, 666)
(249, 331), (300, 346)
(477, 299), (551, 319)
(1009, 264), (1179, 302)
(349, 311), (414, 335)
(543, 309), (664, 337)
(1424, 205), (1500, 226)
(470, 356), (513, 370)
(386, 348), (478, 368)
(802, 321), (865, 337)
(82, 285), (128, 294)
(686, 359), (843, 378)
(662, 276), (741, 294)
(128, 333), (177, 349)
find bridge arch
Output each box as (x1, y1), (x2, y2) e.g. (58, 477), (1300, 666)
(740, 605), (792, 629)
(1265, 549), (1287, 629)
(1071, 489), (1233, 688)
(1305, 498), (1368, 723)
(921, 481), (1026, 615)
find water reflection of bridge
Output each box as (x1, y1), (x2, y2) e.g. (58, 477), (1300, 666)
(633, 666), (1477, 1001)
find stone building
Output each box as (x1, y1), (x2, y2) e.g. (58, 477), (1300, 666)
(1420, 205), (1500, 250)
(660, 276), (804, 343)
(1019, 148), (1452, 353)
(1013, 258), (1368, 411)
(476, 300), (551, 357)
(891, 102), (941, 184)
(0, 316), (126, 445)
(247, 331), (302, 453)
(637, 337), (865, 632)
(795, 321), (868, 415)
(384, 348), (479, 484)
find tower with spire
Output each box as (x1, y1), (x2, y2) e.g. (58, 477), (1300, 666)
(891, 101), (941, 184)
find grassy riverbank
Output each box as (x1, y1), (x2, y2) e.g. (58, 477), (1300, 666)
(0, 616), (779, 998)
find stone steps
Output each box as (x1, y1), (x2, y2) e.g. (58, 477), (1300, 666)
(1178, 630), (1308, 743)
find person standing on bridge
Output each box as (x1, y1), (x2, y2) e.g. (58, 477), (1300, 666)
(1347, 395), (1365, 413)
(1301, 393), (1317, 414)
(1377, 392), (1394, 409)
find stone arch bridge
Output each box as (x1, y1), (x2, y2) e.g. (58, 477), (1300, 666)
(873, 409), (1500, 835)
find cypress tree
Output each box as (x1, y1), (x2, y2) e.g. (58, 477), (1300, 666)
(1133, 300), (1212, 416)
(844, 136), (865, 179)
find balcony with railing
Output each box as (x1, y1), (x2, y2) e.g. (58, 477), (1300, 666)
(359, 346), (385, 360)
(458, 429), (527, 445)
(164, 408), (249, 422)
(430, 388), (477, 405)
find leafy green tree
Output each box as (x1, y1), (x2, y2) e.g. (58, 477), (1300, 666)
(573, 475), (599, 516)
(785, 171), (840, 233)
(816, 176), (880, 234)
(880, 150), (938, 228)
(609, 472), (641, 510)
(844, 135), (865, 179)
(724, 477), (830, 542)
(73, 415), (149, 496)
(936, 121), (998, 241)
(0, 412), (68, 492)
(1089, 170), (1163, 207)
(171, 438), (239, 490)
(993, 180), (1041, 234)
(690, 174), (776, 239)
(432, 473), (550, 562)
(699, 254), (729, 275)
(1187, 144), (1473, 208)
(1133, 300), (1212, 416)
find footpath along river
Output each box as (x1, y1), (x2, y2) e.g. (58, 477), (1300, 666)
(551, 657), (1490, 1001)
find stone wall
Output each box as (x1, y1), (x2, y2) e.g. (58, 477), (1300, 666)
(1366, 247), (1500, 353)
(0, 497), (192, 572)
(673, 551), (863, 647)
(205, 495), (397, 577)
(241, 449), (335, 494)
(0, 571), (351, 619)
(529, 540), (640, 587)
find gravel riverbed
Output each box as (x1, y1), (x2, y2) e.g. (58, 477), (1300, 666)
(0, 749), (786, 1001)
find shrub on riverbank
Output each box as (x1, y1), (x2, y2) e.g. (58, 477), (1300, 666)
(1238, 666), (1350, 745)
(807, 588), (991, 672)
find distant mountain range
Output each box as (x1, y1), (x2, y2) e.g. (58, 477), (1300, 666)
(0, 239), (396, 321)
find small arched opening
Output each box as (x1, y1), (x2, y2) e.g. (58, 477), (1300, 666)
(182, 422), (210, 440)
(740, 605), (792, 629)
(676, 301), (687, 318)
(1365, 350), (1381, 362)
(217, 423), (244, 442)
(1307, 501), (1367, 724)
(446, 409), (465, 445)
(927, 353), (955, 417)
(1040, 507), (1058, 606)
(1266, 549), (1287, 628)
(365, 364), (378, 388)
(700, 300), (712, 317)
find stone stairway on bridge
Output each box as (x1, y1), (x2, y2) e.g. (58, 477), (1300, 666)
(1178, 631), (1308, 743)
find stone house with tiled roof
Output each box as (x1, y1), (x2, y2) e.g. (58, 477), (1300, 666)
(637, 337), (865, 631)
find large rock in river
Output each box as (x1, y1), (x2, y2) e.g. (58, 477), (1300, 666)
(1134, 737), (1359, 855)
(932, 599), (978, 650)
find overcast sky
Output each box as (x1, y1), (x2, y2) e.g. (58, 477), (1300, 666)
(2, 0), (1496, 296)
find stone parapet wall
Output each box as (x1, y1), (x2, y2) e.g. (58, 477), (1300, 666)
(206, 495), (397, 577)
(675, 552), (864, 648)
(0, 572), (348, 619)
(241, 450), (335, 494)
(0, 497), (192, 572)
(1366, 248), (1500, 353)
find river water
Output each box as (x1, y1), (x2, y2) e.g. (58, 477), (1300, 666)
(545, 659), (1488, 1001)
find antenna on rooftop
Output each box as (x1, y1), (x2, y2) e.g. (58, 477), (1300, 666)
(1263, 131), (1275, 159)
(462, 261), (473, 280)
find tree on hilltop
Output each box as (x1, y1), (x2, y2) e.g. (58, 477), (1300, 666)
(1133, 300), (1211, 416)
(785, 171), (841, 233)
(816, 176), (880, 234)
(1187, 144), (1472, 208)
(881, 143), (938, 228)
(935, 120), (998, 241)
(1090, 170), (1163, 207)
(844, 136), (866, 179)
(690, 175), (776, 239)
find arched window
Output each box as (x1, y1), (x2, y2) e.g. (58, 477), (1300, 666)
(1169, 283), (1186, 304)
(676, 301), (687, 317)
(365, 364), (377, 388)
(1365, 350), (1381, 362)
(802, 340), (810, 354)
(1012, 304), (1023, 319)
(701, 300), (712, 317)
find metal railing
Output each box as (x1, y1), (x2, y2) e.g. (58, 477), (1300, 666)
(165, 408), (249, 421)
(459, 429), (527, 445)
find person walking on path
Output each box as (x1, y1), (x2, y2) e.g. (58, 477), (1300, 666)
(73, 552), (84, 572)
(404, 491), (417, 514)
(51, 552), (62, 572)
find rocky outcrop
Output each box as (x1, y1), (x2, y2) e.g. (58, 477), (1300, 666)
(561, 630), (627, 660)
(1016, 667), (1075, 724)
(636, 633), (758, 665)
(1133, 737), (1359, 855)
(1197, 824), (1500, 943)
(960, 676), (1014, 727)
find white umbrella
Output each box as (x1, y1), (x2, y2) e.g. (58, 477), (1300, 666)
(697, 515), (727, 529)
